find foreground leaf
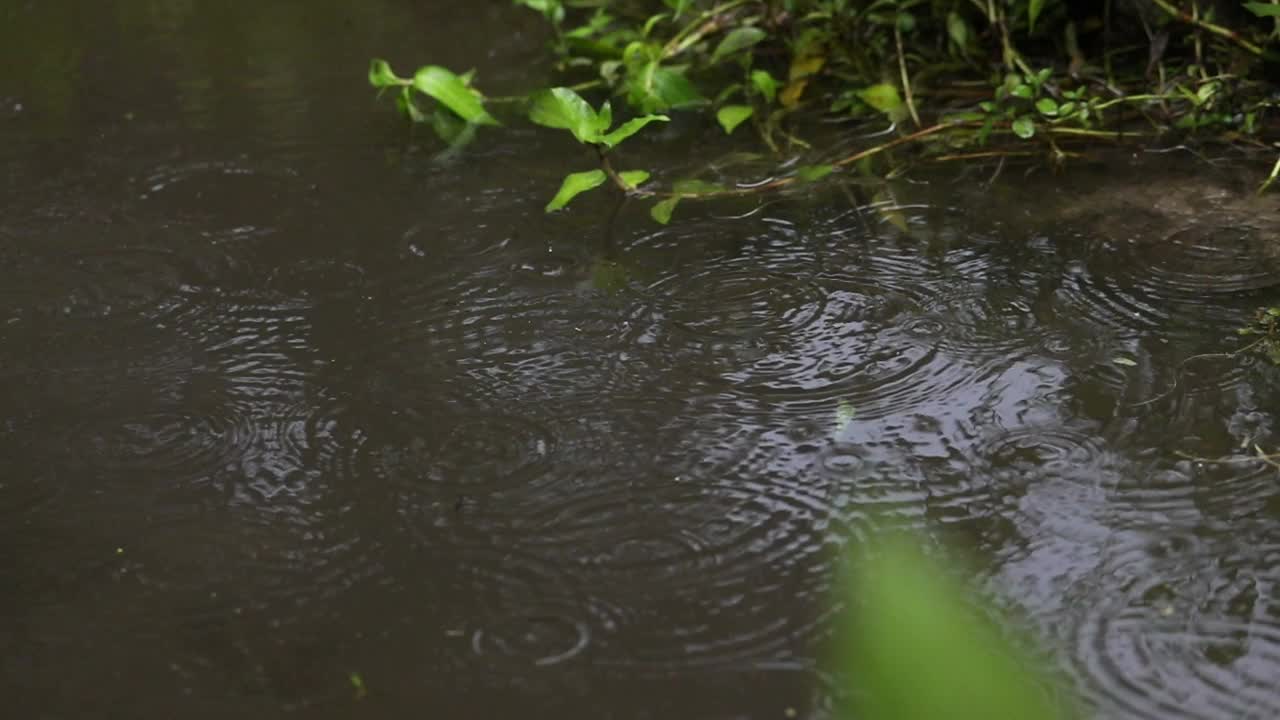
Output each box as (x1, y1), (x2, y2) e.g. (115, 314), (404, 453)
(843, 536), (1066, 720)
(412, 66), (498, 126)
(545, 170), (607, 212)
(1245, 2), (1280, 16)
(1011, 116), (1037, 139)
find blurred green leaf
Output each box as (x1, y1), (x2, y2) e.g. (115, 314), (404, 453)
(1012, 116), (1036, 138)
(716, 104), (754, 134)
(1035, 97), (1059, 116)
(946, 11), (970, 48)
(710, 27), (767, 64)
(751, 70), (779, 103)
(618, 169), (651, 189)
(650, 196), (680, 224)
(796, 164), (834, 182)
(857, 83), (903, 115)
(843, 536), (1065, 720)
(413, 66), (499, 125)
(1029, 0), (1048, 31)
(1244, 2), (1280, 16)
(545, 169), (607, 212)
(369, 58), (404, 89)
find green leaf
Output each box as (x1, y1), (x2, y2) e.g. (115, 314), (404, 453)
(1112, 357), (1138, 367)
(716, 105), (754, 134)
(545, 170), (607, 212)
(529, 87), (605, 143)
(796, 164), (835, 182)
(1035, 97), (1059, 116)
(412, 66), (499, 126)
(1011, 116), (1036, 139)
(618, 170), (651, 189)
(1011, 83), (1034, 99)
(672, 179), (726, 195)
(369, 58), (404, 89)
(600, 114), (670, 148)
(626, 64), (706, 113)
(650, 197), (680, 224)
(946, 12), (970, 48)
(856, 83), (903, 114)
(710, 27), (767, 64)
(1029, 0), (1047, 31)
(843, 536), (1067, 720)
(1245, 2), (1280, 17)
(750, 70), (779, 103)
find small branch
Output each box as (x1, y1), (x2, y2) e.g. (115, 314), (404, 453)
(895, 24), (922, 128)
(1146, 0), (1264, 57)
(595, 147), (631, 193)
(1259, 152), (1280, 195)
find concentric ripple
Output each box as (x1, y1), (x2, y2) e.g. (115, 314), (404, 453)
(1, 244), (223, 325)
(647, 266), (829, 344)
(69, 405), (255, 487)
(1057, 227), (1278, 338)
(499, 430), (841, 670)
(1060, 533), (1280, 719)
(137, 160), (309, 236)
(356, 405), (557, 496)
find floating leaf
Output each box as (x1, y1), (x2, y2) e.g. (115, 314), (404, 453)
(650, 197), (680, 224)
(1011, 116), (1036, 139)
(710, 26), (767, 64)
(1112, 357), (1138, 367)
(600, 113), (669, 148)
(618, 170), (651, 189)
(716, 104), (754, 134)
(545, 169), (607, 212)
(412, 66), (499, 126)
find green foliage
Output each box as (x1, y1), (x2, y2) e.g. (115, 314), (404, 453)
(1239, 306), (1280, 365)
(371, 0), (1280, 221)
(546, 169), (608, 211)
(842, 535), (1070, 720)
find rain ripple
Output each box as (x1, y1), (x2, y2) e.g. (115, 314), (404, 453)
(1060, 532), (1280, 719)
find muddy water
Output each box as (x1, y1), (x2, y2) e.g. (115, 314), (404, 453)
(5, 2), (1280, 718)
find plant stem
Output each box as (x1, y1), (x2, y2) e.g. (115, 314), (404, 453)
(1146, 0), (1264, 56)
(895, 24), (922, 128)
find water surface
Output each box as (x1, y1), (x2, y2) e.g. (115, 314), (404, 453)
(4, 2), (1280, 718)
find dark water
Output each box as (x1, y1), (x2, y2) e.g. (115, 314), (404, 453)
(5, 2), (1280, 718)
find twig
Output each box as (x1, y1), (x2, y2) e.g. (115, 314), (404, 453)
(895, 24), (922, 128)
(1259, 152), (1280, 195)
(1130, 339), (1265, 408)
(1146, 0), (1265, 57)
